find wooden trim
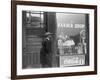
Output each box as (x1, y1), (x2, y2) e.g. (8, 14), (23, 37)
(11, 1), (17, 80)
(13, 1), (97, 9)
(94, 5), (97, 74)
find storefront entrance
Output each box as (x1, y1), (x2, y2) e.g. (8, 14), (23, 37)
(22, 11), (89, 69)
(22, 11), (58, 68)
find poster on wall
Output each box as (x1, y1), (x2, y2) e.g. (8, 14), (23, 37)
(11, 1), (97, 79)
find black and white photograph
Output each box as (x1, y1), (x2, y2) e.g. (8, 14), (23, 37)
(22, 11), (89, 69)
(11, 1), (97, 79)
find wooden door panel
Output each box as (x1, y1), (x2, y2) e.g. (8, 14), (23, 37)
(22, 11), (45, 68)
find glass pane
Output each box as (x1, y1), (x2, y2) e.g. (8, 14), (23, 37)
(56, 13), (89, 67)
(26, 11), (44, 28)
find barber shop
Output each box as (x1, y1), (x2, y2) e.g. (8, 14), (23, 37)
(22, 11), (89, 69)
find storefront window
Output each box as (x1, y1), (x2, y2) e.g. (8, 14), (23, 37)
(56, 13), (89, 67)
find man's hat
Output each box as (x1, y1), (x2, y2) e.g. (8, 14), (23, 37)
(45, 32), (53, 36)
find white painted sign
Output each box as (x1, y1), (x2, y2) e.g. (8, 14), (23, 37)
(60, 55), (85, 67)
(58, 23), (85, 28)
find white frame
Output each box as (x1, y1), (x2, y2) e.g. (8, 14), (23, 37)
(17, 5), (95, 76)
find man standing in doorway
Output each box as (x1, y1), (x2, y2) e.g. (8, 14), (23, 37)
(40, 32), (53, 68)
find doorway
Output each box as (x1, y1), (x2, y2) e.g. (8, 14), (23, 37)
(22, 11), (58, 69)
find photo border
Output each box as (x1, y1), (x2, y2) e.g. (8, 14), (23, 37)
(11, 1), (97, 80)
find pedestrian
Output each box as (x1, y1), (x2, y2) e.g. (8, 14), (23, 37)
(40, 32), (53, 68)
